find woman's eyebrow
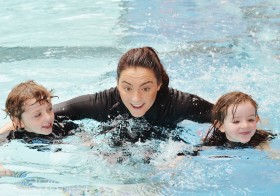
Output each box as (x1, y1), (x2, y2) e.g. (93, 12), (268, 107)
(121, 81), (132, 85)
(121, 81), (153, 86)
(140, 81), (153, 87)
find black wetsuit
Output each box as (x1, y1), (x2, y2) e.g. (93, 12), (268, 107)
(6, 116), (79, 144)
(53, 87), (213, 145)
(53, 87), (213, 127)
(222, 130), (276, 149)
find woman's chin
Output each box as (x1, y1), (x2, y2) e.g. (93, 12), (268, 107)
(131, 112), (145, 118)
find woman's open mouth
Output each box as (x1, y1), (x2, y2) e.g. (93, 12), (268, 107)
(131, 103), (144, 109)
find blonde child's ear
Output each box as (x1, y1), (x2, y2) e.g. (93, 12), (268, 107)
(256, 116), (260, 123)
(214, 120), (225, 133)
(11, 117), (25, 130)
(219, 125), (226, 133)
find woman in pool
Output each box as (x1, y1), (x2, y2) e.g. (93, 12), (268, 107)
(202, 91), (276, 148)
(1, 80), (78, 144)
(53, 46), (213, 135)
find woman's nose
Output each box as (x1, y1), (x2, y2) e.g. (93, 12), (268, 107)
(131, 90), (142, 102)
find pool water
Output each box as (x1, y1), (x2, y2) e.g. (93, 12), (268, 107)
(0, 0), (279, 195)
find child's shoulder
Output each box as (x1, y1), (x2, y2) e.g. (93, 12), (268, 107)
(249, 129), (277, 147)
(255, 129), (277, 139)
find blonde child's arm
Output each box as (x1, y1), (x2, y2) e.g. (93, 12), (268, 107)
(0, 121), (15, 134)
(257, 141), (280, 159)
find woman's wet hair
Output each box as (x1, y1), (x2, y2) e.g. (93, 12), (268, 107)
(4, 80), (55, 127)
(117, 46), (169, 92)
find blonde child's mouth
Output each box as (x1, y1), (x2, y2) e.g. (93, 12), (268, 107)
(239, 131), (252, 135)
(42, 123), (52, 129)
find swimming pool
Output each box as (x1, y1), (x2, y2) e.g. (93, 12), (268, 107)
(0, 0), (279, 195)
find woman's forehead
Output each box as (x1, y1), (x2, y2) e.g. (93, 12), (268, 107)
(119, 67), (156, 80)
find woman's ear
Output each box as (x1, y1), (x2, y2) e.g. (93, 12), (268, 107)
(116, 82), (121, 91)
(157, 83), (162, 91)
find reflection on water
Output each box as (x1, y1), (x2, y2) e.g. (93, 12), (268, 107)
(0, 46), (122, 63)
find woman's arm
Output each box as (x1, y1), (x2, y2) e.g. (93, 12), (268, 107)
(169, 89), (213, 124)
(53, 88), (121, 121)
(53, 94), (97, 119)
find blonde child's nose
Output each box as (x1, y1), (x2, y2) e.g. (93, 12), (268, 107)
(43, 112), (52, 121)
(241, 121), (249, 128)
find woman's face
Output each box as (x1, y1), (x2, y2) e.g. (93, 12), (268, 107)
(117, 66), (161, 117)
(19, 98), (54, 135)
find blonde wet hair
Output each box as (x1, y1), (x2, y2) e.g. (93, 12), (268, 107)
(4, 80), (55, 129)
(203, 91), (260, 146)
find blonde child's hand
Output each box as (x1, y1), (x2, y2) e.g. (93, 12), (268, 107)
(0, 163), (13, 176)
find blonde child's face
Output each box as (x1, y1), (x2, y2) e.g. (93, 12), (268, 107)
(18, 98), (54, 135)
(219, 101), (258, 143)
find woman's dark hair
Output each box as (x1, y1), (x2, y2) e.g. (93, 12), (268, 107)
(117, 46), (169, 92)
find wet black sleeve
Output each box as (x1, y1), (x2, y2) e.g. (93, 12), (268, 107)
(147, 88), (213, 126)
(53, 87), (121, 121)
(170, 89), (213, 124)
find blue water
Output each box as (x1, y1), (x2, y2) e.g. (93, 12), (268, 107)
(0, 0), (279, 195)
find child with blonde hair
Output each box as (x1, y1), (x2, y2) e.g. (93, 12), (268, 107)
(1, 80), (78, 144)
(203, 91), (276, 148)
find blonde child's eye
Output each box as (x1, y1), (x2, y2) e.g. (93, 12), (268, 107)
(232, 121), (239, 124)
(49, 107), (53, 111)
(34, 113), (41, 118)
(248, 119), (255, 122)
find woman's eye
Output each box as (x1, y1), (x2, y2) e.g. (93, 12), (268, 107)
(49, 107), (53, 111)
(142, 87), (150, 92)
(232, 121), (239, 124)
(124, 87), (132, 92)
